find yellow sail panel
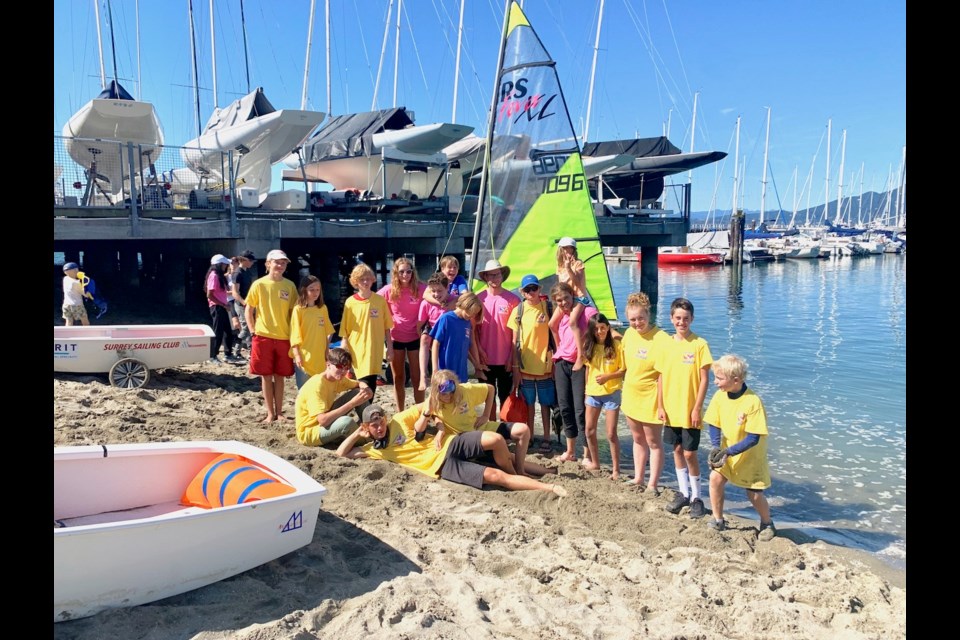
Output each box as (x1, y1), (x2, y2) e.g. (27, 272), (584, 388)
(506, 1), (530, 36)
(486, 153), (616, 319)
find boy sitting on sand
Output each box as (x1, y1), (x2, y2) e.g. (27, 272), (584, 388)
(703, 354), (776, 540)
(294, 348), (373, 447)
(336, 403), (566, 496)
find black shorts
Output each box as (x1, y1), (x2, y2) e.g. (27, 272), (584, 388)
(358, 374), (379, 390)
(392, 338), (420, 351)
(663, 426), (701, 452)
(440, 431), (488, 489)
(420, 322), (434, 336)
(485, 364), (513, 402)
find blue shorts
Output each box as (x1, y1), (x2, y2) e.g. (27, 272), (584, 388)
(585, 390), (621, 411)
(520, 378), (556, 408)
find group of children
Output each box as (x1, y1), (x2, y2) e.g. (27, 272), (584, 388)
(209, 244), (774, 538)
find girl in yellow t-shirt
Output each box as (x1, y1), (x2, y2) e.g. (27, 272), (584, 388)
(290, 275), (335, 389)
(620, 292), (670, 493)
(339, 263), (394, 412)
(582, 313), (626, 478)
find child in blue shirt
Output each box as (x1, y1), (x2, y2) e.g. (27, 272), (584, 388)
(430, 291), (483, 385)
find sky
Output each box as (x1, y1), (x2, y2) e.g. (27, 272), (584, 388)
(53, 0), (906, 216)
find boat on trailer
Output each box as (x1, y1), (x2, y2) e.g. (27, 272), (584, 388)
(54, 324), (215, 389)
(54, 440), (327, 622)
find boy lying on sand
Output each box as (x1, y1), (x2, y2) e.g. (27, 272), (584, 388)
(336, 403), (567, 496)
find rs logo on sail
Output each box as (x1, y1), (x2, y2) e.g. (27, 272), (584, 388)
(498, 77), (557, 123)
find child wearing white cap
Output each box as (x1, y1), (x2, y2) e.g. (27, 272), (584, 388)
(61, 262), (89, 326)
(244, 249), (298, 423)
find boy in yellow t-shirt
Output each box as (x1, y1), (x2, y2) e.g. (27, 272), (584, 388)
(339, 262), (394, 414)
(704, 354), (775, 540)
(657, 297), (714, 519)
(336, 403), (566, 496)
(244, 249), (298, 423)
(294, 348), (373, 446)
(507, 274), (556, 450)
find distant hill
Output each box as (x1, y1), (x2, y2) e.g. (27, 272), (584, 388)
(691, 188), (903, 227)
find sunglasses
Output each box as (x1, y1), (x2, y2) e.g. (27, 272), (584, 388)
(398, 269), (413, 275)
(438, 379), (456, 394)
(522, 285), (540, 293)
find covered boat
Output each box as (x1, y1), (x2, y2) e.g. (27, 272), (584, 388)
(283, 107), (474, 201)
(179, 87), (326, 202)
(61, 80), (164, 203)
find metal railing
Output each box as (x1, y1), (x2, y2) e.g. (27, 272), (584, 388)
(54, 135), (233, 212)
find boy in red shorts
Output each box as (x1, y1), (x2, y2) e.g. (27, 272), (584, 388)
(244, 249), (298, 423)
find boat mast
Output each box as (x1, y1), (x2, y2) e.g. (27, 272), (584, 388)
(468, 0), (512, 286)
(392, 0), (402, 107)
(93, 0), (106, 89)
(106, 0), (119, 84)
(583, 0), (604, 144)
(789, 165), (798, 228)
(372, 0), (394, 110)
(834, 129), (846, 226)
(688, 92), (698, 184)
(804, 154), (815, 227)
(239, 0), (251, 93)
(857, 161), (864, 226)
(731, 116), (740, 217)
(326, 0), (331, 115)
(895, 145), (906, 229)
(824, 119), (831, 225)
(760, 106), (770, 225)
(302, 0), (316, 110)
(452, 0), (465, 122)
(136, 0), (142, 99)
(188, 0), (202, 137)
(210, 0), (218, 108)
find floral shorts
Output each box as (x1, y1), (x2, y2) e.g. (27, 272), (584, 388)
(62, 304), (88, 322)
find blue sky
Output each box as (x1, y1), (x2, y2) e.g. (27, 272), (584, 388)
(53, 0), (906, 215)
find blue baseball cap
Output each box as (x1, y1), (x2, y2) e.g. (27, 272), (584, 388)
(520, 274), (540, 290)
(63, 262), (79, 272)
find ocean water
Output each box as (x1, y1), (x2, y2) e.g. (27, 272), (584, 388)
(598, 255), (906, 569)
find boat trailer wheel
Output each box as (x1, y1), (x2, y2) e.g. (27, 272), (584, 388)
(109, 358), (151, 389)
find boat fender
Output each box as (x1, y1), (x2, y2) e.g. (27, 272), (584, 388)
(181, 454), (296, 509)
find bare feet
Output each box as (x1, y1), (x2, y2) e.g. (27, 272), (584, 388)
(551, 485), (568, 497)
(557, 451), (577, 463)
(580, 460), (601, 472)
(275, 415), (288, 423)
(610, 471), (620, 480)
(261, 415), (276, 424)
(541, 466), (558, 475)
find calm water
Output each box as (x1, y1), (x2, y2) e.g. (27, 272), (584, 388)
(599, 255), (906, 569)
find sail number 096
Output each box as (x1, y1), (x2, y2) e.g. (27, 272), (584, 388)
(540, 173), (585, 194)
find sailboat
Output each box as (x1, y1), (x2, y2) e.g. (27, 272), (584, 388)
(468, 0), (617, 320)
(61, 0), (163, 205)
(171, 1), (325, 207)
(283, 107), (475, 201)
(180, 88), (326, 203)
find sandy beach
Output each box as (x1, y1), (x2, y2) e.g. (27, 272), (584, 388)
(53, 357), (906, 639)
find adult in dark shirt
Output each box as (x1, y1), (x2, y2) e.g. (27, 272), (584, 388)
(232, 250), (258, 355)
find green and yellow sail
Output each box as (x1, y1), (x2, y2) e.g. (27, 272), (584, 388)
(469, 0), (617, 320)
